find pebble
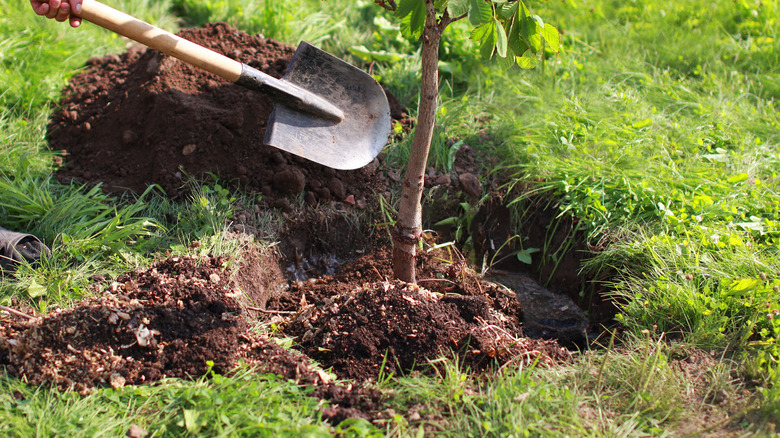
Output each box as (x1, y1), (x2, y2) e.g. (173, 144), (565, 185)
(182, 144), (196, 156)
(126, 424), (147, 438)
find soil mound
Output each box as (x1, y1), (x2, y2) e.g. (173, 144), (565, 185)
(0, 255), (325, 394)
(284, 280), (571, 380)
(48, 22), (404, 206)
(271, 248), (572, 381)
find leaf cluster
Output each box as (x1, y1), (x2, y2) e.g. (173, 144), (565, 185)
(391, 0), (559, 69)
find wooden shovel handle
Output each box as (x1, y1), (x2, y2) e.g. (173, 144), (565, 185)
(76, 0), (243, 82)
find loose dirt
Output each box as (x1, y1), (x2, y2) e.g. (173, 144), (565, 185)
(3, 21), (607, 423)
(48, 22), (407, 209)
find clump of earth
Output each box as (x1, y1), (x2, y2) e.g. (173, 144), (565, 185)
(1, 21), (608, 423)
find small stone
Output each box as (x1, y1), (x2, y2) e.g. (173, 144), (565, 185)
(209, 273), (221, 283)
(363, 157), (380, 174)
(344, 194), (356, 206)
(135, 324), (152, 347)
(65, 326), (76, 335)
(182, 144), (197, 156)
(109, 373), (126, 389)
(126, 424), (147, 438)
(116, 311), (131, 321)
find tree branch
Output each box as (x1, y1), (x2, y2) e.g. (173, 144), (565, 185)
(374, 0), (397, 11)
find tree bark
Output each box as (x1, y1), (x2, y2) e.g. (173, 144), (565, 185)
(392, 0), (442, 283)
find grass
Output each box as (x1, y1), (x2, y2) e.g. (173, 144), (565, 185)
(1, 0), (780, 435)
(0, 367), (341, 437)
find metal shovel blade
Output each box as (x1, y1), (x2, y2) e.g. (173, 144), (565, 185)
(264, 42), (392, 170)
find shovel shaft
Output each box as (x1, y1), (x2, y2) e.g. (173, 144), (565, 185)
(77, 0), (243, 81)
(76, 0), (344, 122)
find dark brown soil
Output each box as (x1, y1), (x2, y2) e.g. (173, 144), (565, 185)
(273, 248), (571, 380)
(0, 254), (381, 420)
(0, 246), (569, 422)
(48, 22), (406, 208)
(0, 255), (322, 392)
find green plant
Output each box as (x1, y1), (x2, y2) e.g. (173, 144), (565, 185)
(375, 0), (559, 283)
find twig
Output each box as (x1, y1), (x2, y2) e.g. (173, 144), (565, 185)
(374, 0), (396, 11)
(0, 305), (35, 320)
(245, 305), (296, 315)
(417, 278), (457, 285)
(372, 265), (386, 282)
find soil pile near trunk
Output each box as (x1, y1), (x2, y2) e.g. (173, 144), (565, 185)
(271, 248), (572, 381)
(48, 22), (404, 207)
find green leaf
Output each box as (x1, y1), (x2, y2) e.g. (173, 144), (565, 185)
(438, 60), (457, 73)
(448, 0), (469, 16)
(434, 217), (459, 227)
(410, 0), (427, 37)
(495, 18), (508, 57)
(541, 23), (560, 52)
(632, 118), (653, 129)
(497, 0), (518, 19)
(531, 14), (544, 29)
(27, 280), (47, 299)
(516, 248), (540, 264)
(506, 4), (531, 57)
(400, 3), (426, 39)
(730, 278), (761, 292)
(183, 409), (202, 433)
(395, 0), (420, 18)
(727, 173), (749, 183)
(480, 22), (497, 58)
(526, 18), (543, 51)
(516, 50), (538, 69)
(469, 0), (492, 26)
(470, 20), (495, 44)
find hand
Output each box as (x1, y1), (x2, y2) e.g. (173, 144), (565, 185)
(30, 0), (83, 28)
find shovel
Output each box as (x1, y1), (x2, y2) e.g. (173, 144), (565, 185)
(74, 0), (391, 170)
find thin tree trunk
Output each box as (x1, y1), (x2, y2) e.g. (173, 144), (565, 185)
(392, 0), (442, 283)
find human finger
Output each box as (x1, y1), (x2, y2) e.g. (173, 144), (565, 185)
(69, 0), (82, 27)
(30, 0), (50, 16)
(54, 1), (70, 22)
(44, 0), (61, 19)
